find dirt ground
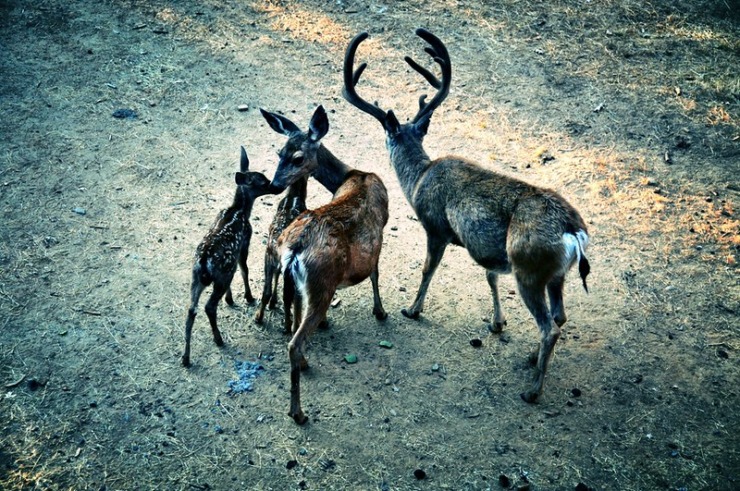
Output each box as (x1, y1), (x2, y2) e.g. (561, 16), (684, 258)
(1, 0), (738, 489)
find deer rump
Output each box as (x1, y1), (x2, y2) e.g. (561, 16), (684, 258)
(413, 157), (590, 289)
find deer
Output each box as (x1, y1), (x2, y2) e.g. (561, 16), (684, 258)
(259, 104), (389, 424)
(182, 146), (277, 367)
(254, 175), (308, 332)
(342, 29), (591, 403)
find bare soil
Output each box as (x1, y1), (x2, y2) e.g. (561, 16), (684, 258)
(1, 1), (738, 490)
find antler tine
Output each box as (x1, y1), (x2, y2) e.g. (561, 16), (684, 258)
(342, 32), (388, 125)
(404, 56), (441, 89)
(410, 28), (451, 124)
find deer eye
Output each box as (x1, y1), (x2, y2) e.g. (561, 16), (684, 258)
(292, 153), (305, 166)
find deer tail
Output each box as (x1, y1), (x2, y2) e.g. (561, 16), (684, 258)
(563, 229), (590, 292)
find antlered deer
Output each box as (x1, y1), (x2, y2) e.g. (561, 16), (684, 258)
(260, 105), (389, 424)
(343, 29), (590, 403)
(254, 175), (308, 332)
(182, 146), (276, 367)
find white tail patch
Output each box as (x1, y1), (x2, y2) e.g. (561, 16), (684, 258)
(282, 249), (309, 315)
(562, 229), (589, 269)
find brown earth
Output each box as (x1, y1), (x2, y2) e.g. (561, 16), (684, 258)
(1, 0), (738, 489)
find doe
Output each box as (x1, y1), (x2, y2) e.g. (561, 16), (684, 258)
(260, 105), (389, 424)
(343, 29), (591, 402)
(182, 146), (275, 367)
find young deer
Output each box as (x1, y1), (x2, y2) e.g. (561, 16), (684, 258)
(260, 105), (389, 424)
(182, 146), (276, 367)
(254, 175), (308, 331)
(343, 29), (590, 403)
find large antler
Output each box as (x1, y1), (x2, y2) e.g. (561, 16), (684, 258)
(406, 28), (451, 124)
(342, 32), (388, 126)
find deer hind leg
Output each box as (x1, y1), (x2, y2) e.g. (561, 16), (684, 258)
(516, 275), (560, 403)
(287, 302), (331, 425)
(182, 275), (207, 367)
(486, 270), (507, 333)
(370, 264), (387, 320)
(547, 275), (567, 327)
(403, 236), (448, 319)
(282, 269), (295, 335)
(269, 266), (280, 310)
(255, 256), (276, 324)
(204, 281), (229, 348)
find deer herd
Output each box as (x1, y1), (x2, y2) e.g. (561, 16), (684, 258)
(181, 29), (591, 425)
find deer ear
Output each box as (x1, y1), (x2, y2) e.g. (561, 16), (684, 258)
(308, 105), (329, 142)
(239, 146), (249, 171)
(260, 108), (301, 136)
(235, 171), (247, 185)
(385, 110), (401, 135)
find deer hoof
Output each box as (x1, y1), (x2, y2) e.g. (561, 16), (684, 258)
(374, 309), (388, 321)
(291, 411), (308, 425)
(520, 390), (539, 403)
(318, 319), (330, 330)
(254, 313), (264, 324)
(245, 294), (256, 305)
(213, 335), (225, 347)
(488, 320), (506, 334)
(401, 308), (420, 319)
(181, 356), (191, 367)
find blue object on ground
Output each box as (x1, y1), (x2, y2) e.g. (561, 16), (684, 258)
(227, 360), (264, 394)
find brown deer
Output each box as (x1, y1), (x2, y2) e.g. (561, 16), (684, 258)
(254, 175), (308, 332)
(182, 146), (276, 367)
(342, 29), (590, 403)
(259, 105), (389, 424)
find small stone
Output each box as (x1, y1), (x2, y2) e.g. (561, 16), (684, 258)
(237, 104), (249, 112)
(390, 226), (398, 231)
(343, 354), (358, 364)
(499, 473), (512, 487)
(413, 469), (426, 480)
(470, 338), (483, 348)
(378, 340), (393, 349)
(399, 286), (406, 292)
(717, 349), (729, 359)
(431, 363), (440, 372)
(214, 425), (224, 434)
(571, 388), (582, 398)
(331, 298), (341, 308)
(27, 379), (42, 391)
(112, 108), (137, 119)
(286, 459), (298, 470)
(72, 207), (87, 216)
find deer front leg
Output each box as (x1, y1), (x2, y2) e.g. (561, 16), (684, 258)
(402, 236), (448, 319)
(238, 248), (255, 304)
(370, 264), (387, 320)
(486, 270), (507, 333)
(255, 255), (276, 324)
(517, 276), (560, 403)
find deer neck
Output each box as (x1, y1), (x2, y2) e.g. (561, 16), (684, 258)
(286, 177), (308, 202)
(387, 134), (432, 204)
(232, 188), (254, 218)
(312, 144), (352, 194)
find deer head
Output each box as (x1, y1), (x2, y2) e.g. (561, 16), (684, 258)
(234, 145), (274, 198)
(259, 105), (329, 192)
